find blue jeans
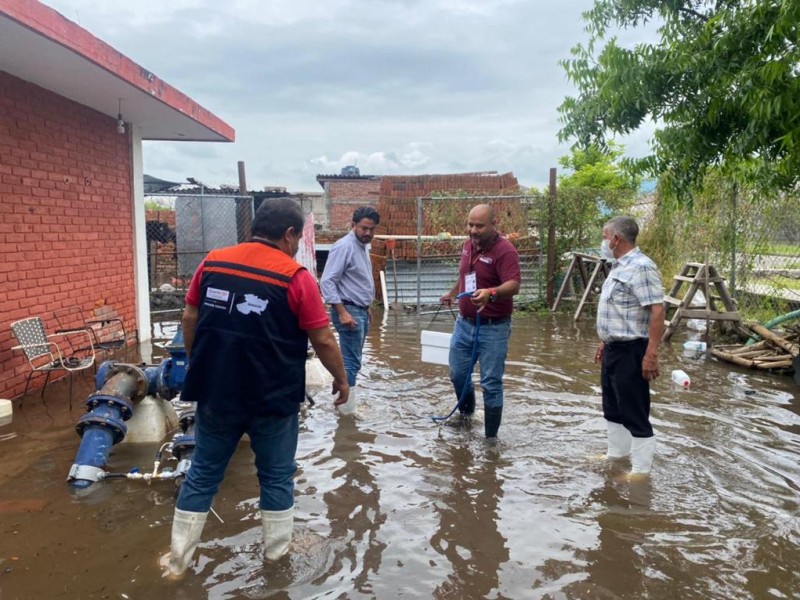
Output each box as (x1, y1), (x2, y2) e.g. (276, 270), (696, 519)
(176, 405), (299, 512)
(449, 316), (511, 410)
(330, 305), (369, 386)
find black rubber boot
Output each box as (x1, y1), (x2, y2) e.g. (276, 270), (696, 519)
(484, 406), (503, 438)
(458, 389), (476, 416)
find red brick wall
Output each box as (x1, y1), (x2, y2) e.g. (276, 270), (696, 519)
(0, 71), (135, 400)
(372, 173), (522, 298)
(322, 179), (382, 232)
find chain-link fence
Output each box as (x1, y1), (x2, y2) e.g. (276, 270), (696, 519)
(146, 194), (254, 293)
(373, 194), (549, 311)
(638, 181), (800, 319)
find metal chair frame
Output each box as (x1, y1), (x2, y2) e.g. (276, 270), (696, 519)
(10, 317), (96, 406)
(53, 305), (127, 359)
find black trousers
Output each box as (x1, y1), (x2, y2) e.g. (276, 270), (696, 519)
(601, 338), (653, 438)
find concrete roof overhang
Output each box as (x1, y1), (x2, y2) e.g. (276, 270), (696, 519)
(0, 1), (235, 142)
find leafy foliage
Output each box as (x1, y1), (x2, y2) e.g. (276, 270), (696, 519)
(552, 143), (641, 256)
(559, 0), (800, 193)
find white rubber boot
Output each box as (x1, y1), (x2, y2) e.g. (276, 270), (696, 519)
(261, 506), (294, 560)
(160, 508), (208, 577)
(337, 386), (358, 415)
(631, 436), (656, 475)
(606, 420), (632, 459)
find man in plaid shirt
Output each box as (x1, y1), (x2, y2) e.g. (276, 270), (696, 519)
(594, 216), (665, 475)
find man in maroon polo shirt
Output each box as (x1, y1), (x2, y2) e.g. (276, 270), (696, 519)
(439, 204), (521, 438)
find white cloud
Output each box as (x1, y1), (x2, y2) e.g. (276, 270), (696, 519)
(43, 0), (657, 192)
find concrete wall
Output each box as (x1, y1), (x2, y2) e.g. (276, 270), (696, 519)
(0, 71), (135, 400)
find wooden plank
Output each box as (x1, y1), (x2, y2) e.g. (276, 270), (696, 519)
(747, 323), (800, 356)
(664, 295), (682, 305)
(667, 264), (692, 297)
(552, 255), (577, 311)
(673, 274), (725, 283)
(577, 257), (590, 288)
(678, 309), (741, 320)
(662, 306), (684, 340)
(574, 260), (606, 321)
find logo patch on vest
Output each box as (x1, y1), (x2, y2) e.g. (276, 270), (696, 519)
(237, 294), (269, 315)
(206, 287), (230, 302)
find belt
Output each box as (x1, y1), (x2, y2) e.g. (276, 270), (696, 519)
(461, 315), (510, 325)
(604, 338), (647, 348)
(342, 300), (369, 310)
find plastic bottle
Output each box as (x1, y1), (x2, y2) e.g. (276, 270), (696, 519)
(671, 369), (691, 387)
(682, 340), (707, 352)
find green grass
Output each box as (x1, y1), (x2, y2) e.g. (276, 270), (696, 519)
(751, 275), (800, 291)
(747, 242), (800, 256)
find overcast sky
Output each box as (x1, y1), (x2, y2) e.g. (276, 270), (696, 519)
(43, 0), (654, 193)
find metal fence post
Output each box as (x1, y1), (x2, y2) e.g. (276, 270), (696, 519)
(416, 196), (423, 315)
(546, 168), (557, 308)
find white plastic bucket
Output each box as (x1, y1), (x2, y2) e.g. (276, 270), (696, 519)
(420, 330), (451, 366)
(0, 399), (11, 426)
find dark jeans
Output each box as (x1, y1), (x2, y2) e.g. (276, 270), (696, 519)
(601, 338), (653, 438)
(176, 405), (299, 512)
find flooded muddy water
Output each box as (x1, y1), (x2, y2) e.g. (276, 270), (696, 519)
(0, 311), (798, 599)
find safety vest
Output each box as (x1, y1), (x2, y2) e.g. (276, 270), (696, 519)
(182, 241), (307, 417)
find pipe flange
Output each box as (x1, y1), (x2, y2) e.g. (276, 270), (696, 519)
(76, 413), (128, 444)
(94, 361), (117, 390)
(67, 463), (106, 483)
(171, 434), (195, 460)
(157, 359), (178, 400)
(105, 363), (149, 402)
(178, 410), (196, 432)
(84, 394), (134, 420)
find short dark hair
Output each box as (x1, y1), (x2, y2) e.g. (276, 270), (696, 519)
(252, 198), (304, 240)
(352, 206), (380, 225)
(605, 215), (639, 244)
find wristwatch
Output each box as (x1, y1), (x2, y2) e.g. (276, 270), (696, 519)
(488, 288), (498, 302)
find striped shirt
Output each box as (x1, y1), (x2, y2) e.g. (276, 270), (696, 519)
(320, 230), (375, 308)
(596, 247), (663, 342)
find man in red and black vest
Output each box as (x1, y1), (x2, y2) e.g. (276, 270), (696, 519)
(161, 199), (349, 577)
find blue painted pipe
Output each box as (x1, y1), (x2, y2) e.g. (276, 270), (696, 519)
(68, 368), (140, 488)
(69, 326), (189, 488)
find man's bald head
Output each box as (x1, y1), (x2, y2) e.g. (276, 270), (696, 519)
(469, 204), (495, 222)
(467, 203), (498, 249)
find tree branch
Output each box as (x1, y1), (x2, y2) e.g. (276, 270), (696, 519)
(679, 7), (709, 22)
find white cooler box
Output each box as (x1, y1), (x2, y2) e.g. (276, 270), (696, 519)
(420, 330), (452, 366)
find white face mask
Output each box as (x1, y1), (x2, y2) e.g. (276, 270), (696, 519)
(600, 238), (615, 261)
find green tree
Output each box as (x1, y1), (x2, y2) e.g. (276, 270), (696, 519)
(558, 0), (800, 193)
(555, 142), (641, 255)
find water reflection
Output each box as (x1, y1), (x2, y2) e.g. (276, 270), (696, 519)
(1, 312), (798, 599)
(566, 474), (653, 598)
(318, 416), (387, 592)
(429, 436), (509, 598)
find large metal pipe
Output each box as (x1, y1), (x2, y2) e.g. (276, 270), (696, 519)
(68, 364), (147, 488)
(68, 327), (189, 489)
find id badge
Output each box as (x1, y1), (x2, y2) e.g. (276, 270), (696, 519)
(464, 272), (477, 294)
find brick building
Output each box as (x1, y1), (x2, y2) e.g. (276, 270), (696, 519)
(0, 2), (233, 400)
(314, 169), (524, 303)
(315, 168), (382, 243)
